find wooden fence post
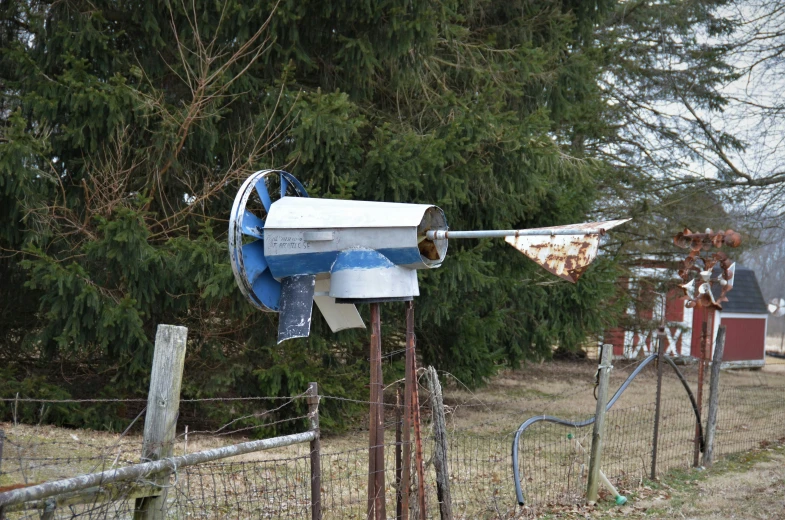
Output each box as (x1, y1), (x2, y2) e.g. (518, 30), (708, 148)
(426, 367), (453, 520)
(587, 345), (612, 504)
(307, 382), (322, 520)
(134, 325), (188, 520)
(703, 325), (726, 467)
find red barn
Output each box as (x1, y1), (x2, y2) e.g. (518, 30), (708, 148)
(604, 266), (768, 368)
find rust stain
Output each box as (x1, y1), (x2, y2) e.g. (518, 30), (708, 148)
(505, 234), (601, 283)
(673, 228), (740, 309)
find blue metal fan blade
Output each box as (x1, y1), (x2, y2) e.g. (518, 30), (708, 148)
(242, 240), (268, 282)
(241, 211), (265, 239)
(252, 268), (281, 311)
(255, 178), (273, 211)
(280, 173), (289, 198)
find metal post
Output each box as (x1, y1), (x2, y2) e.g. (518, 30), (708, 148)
(367, 303), (385, 520)
(586, 345), (612, 503)
(694, 316), (710, 468)
(651, 328), (665, 480)
(426, 367), (453, 520)
(395, 386), (403, 520)
(134, 325), (188, 520)
(703, 326), (726, 467)
(307, 383), (322, 520)
(401, 302), (414, 520)
(409, 306), (427, 519)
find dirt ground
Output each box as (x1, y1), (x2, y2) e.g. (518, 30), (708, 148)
(531, 441), (785, 519)
(2, 354), (784, 519)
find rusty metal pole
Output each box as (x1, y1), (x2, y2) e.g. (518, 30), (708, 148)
(367, 303), (386, 520)
(368, 319), (378, 520)
(374, 307), (386, 520)
(412, 357), (427, 519)
(401, 302), (414, 520)
(651, 328), (665, 480)
(694, 317), (709, 467)
(395, 386), (403, 520)
(407, 302), (427, 519)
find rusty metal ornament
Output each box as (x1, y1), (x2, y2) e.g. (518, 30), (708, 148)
(674, 228), (741, 309)
(504, 220), (630, 283)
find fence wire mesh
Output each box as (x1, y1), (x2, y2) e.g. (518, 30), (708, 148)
(1, 359), (784, 519)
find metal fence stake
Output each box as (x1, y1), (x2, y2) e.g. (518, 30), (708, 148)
(308, 382), (322, 520)
(651, 328), (666, 480)
(427, 367), (453, 520)
(703, 326), (726, 467)
(587, 345), (612, 503)
(134, 325), (188, 520)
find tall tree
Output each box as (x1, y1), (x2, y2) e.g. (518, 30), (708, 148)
(0, 0), (684, 428)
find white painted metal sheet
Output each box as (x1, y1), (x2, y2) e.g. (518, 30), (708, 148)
(313, 278), (366, 332)
(265, 197), (438, 229)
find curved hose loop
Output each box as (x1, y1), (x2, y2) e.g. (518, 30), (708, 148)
(511, 353), (704, 505)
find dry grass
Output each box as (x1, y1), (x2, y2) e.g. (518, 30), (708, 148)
(1, 358), (784, 519)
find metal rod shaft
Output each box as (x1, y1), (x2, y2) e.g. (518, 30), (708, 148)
(426, 228), (603, 240)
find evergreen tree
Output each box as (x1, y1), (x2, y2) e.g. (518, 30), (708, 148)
(3, 0), (723, 429)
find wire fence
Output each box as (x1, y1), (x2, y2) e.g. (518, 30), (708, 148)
(1, 358), (784, 519)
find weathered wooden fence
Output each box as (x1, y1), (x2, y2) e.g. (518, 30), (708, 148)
(2, 327), (785, 519)
(0, 325), (323, 520)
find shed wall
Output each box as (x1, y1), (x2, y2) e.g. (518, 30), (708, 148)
(720, 317), (767, 362)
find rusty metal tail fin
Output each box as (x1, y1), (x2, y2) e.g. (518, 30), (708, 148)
(504, 219), (630, 283)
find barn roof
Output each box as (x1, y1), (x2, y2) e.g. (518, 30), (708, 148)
(713, 266), (767, 314)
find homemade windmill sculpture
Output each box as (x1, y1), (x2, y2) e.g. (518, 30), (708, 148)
(228, 169), (629, 519)
(230, 170), (630, 342)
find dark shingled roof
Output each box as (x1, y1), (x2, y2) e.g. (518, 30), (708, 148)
(711, 266), (767, 314)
